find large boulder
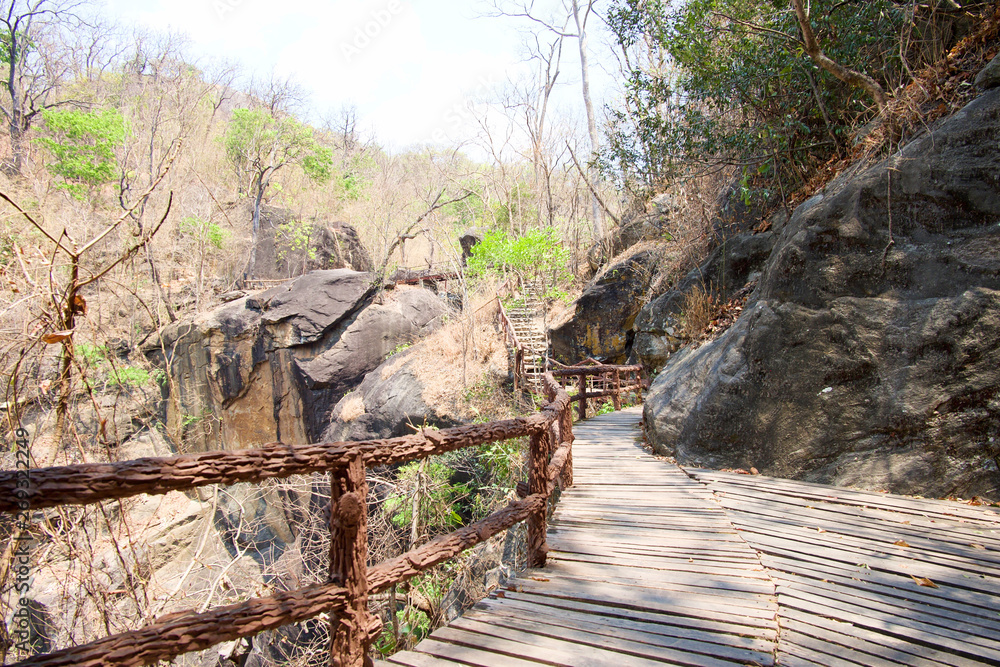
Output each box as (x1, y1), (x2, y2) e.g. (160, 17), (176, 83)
(633, 230), (776, 369)
(251, 205), (373, 279)
(550, 247), (663, 364)
(322, 350), (460, 441)
(644, 88), (1000, 499)
(145, 271), (451, 453)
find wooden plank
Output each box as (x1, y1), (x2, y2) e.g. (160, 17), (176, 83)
(709, 485), (1000, 547)
(504, 576), (779, 624)
(771, 568), (1000, 634)
(775, 586), (1000, 660)
(731, 521), (1000, 595)
(429, 625), (692, 667)
(716, 495), (1000, 569)
(472, 597), (775, 654)
(689, 469), (1000, 523)
(453, 610), (772, 667)
(782, 617), (963, 667)
(760, 553), (1000, 614)
(780, 609), (996, 667)
(382, 651), (469, 667)
(410, 638), (546, 667)
(542, 560), (776, 595)
(496, 590), (779, 640)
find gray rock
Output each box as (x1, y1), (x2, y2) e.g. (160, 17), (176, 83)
(975, 53), (1000, 90)
(251, 205), (373, 279)
(146, 272), (449, 454)
(632, 231), (774, 369)
(297, 287), (451, 394)
(551, 248), (663, 364)
(322, 349), (459, 442)
(644, 88), (1000, 499)
(258, 269), (373, 346)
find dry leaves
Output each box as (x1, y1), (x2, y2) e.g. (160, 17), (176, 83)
(893, 540), (911, 548)
(42, 330), (73, 344)
(911, 575), (939, 589)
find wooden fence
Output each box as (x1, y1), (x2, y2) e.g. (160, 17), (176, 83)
(0, 368), (642, 667)
(550, 360), (645, 420)
(497, 297), (529, 393)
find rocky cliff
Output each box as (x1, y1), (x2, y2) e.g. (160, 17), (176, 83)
(146, 270), (451, 453)
(643, 88), (1000, 499)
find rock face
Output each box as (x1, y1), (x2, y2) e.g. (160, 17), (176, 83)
(975, 53), (1000, 90)
(146, 271), (451, 453)
(252, 205), (373, 278)
(322, 349), (460, 442)
(633, 230), (776, 369)
(550, 247), (662, 364)
(645, 89), (1000, 499)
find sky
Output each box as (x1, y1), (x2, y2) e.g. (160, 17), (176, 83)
(101, 0), (618, 153)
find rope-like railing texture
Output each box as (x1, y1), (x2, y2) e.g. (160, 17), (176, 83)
(0, 368), (629, 667)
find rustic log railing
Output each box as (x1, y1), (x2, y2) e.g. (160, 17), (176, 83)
(0, 369), (617, 667)
(388, 265), (459, 287)
(496, 297), (528, 392)
(550, 361), (645, 421)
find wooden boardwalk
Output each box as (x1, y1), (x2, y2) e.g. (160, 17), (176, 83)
(379, 408), (1000, 667)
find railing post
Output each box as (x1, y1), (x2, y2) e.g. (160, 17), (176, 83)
(577, 373), (587, 421)
(329, 454), (380, 667)
(560, 402), (574, 489)
(613, 370), (622, 410)
(527, 427), (550, 568)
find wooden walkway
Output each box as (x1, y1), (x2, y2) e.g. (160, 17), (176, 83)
(379, 408), (1000, 667)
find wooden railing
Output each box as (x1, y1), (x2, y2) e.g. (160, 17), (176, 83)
(0, 370), (620, 667)
(497, 297), (528, 392)
(550, 360), (645, 420)
(388, 264), (459, 286)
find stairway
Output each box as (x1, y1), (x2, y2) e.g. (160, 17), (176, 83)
(505, 281), (549, 393)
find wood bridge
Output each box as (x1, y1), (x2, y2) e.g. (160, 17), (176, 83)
(2, 370), (998, 666)
(381, 408), (1000, 667)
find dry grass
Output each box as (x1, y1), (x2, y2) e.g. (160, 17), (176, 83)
(680, 284), (718, 339)
(406, 296), (516, 422)
(338, 392), (366, 422)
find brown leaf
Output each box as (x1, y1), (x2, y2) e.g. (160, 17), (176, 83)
(750, 467), (759, 475)
(970, 543), (986, 550)
(911, 575), (939, 588)
(42, 330), (73, 344)
(529, 576), (549, 582)
(893, 540), (911, 548)
(72, 294), (87, 315)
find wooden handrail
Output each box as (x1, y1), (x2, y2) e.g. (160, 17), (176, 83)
(550, 363), (645, 420)
(4, 371), (621, 667)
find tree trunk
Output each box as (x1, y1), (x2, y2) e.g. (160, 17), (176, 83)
(791, 0), (887, 110)
(247, 174), (267, 280)
(572, 0), (604, 240)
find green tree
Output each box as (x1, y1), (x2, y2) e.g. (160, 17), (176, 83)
(35, 107), (126, 200)
(223, 107), (333, 277)
(604, 0), (905, 199)
(467, 227), (571, 296)
(0, 0), (82, 175)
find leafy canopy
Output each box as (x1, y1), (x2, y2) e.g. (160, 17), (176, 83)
(223, 108), (333, 190)
(36, 108), (126, 200)
(467, 228), (572, 296)
(604, 0), (905, 199)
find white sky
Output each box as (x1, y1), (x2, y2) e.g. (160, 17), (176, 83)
(101, 0), (618, 154)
